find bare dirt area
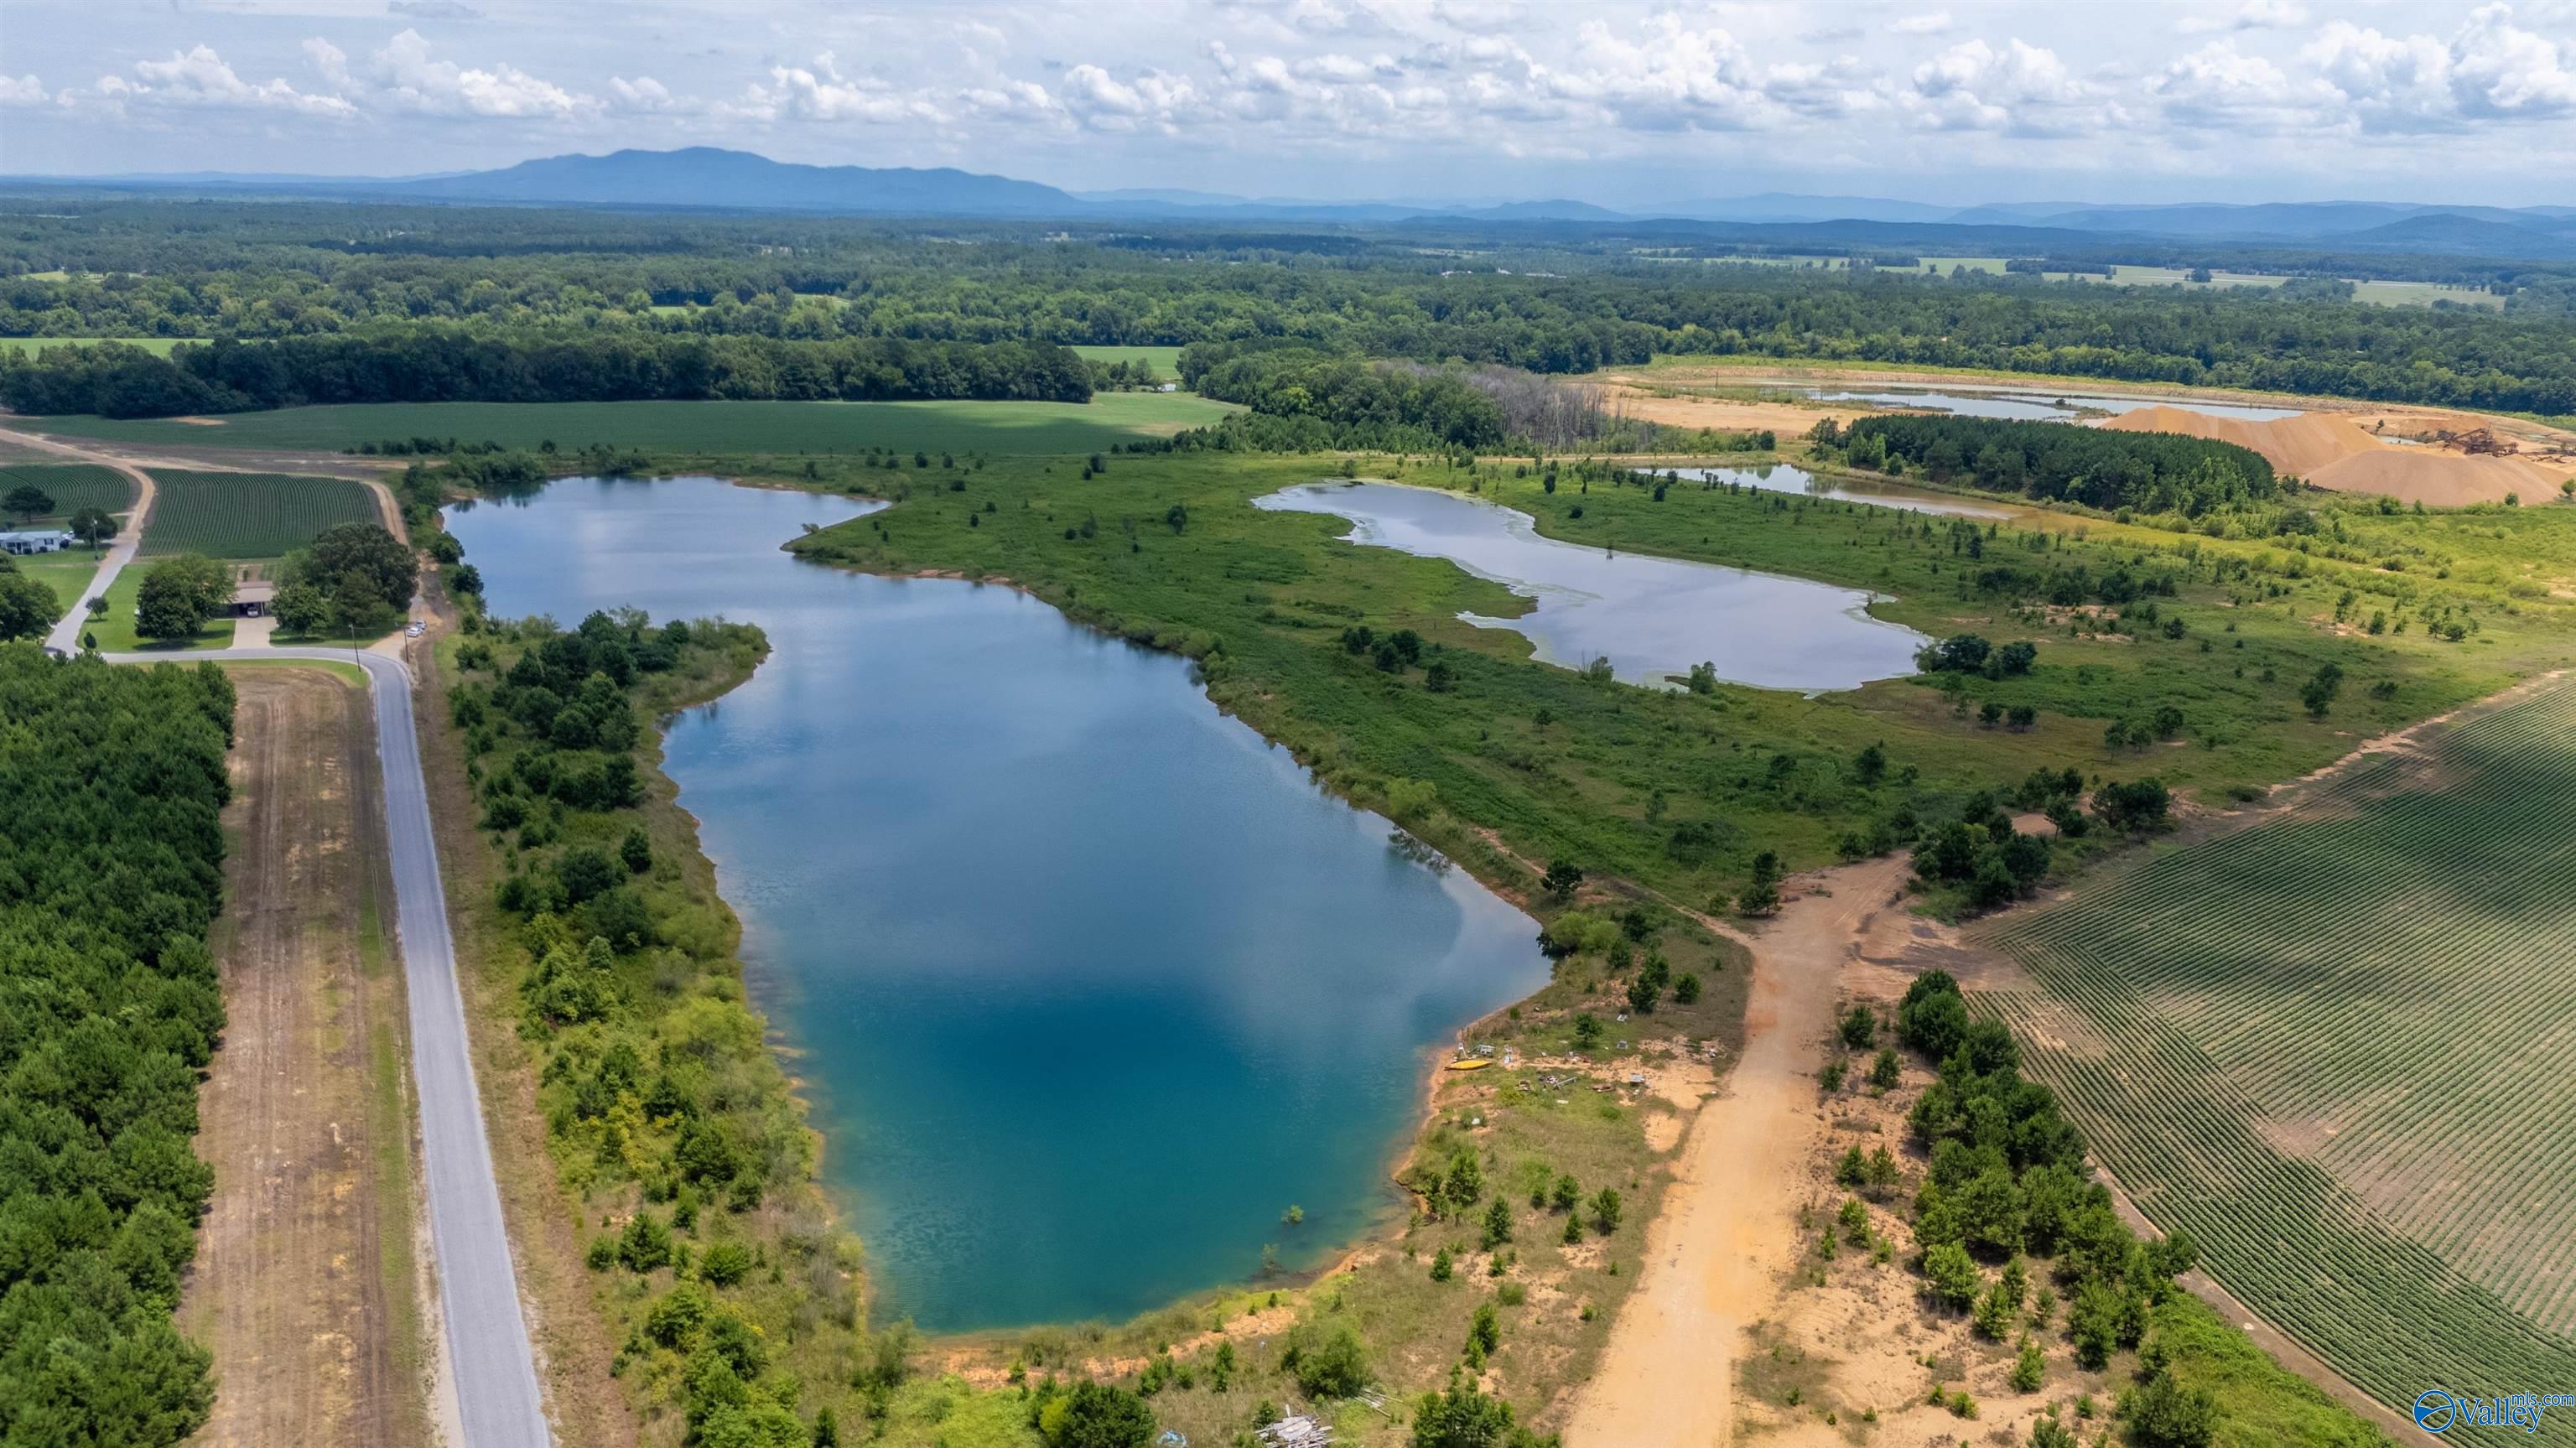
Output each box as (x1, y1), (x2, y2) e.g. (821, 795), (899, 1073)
(1566, 856), (1914, 1447)
(1595, 384), (1867, 440)
(180, 667), (434, 1448)
(2101, 404), (2573, 506)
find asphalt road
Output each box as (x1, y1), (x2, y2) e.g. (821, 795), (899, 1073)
(112, 646), (553, 1448)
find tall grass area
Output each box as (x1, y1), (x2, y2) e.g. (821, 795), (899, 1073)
(28, 394), (1239, 456)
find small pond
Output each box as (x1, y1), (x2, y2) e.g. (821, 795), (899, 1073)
(1253, 480), (1926, 692)
(446, 476), (1550, 1331)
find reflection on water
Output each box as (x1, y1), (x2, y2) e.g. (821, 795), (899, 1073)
(1669, 463), (2015, 519)
(1254, 480), (1926, 693)
(447, 475), (1548, 1331)
(1809, 387), (2302, 423)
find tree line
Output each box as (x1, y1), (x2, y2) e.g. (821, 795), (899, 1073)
(0, 332), (1093, 418)
(1814, 414), (2280, 516)
(0, 648), (238, 1445)
(8, 201), (2576, 417)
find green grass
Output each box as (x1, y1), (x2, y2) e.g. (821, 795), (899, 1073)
(141, 471), (381, 558)
(2351, 278), (2505, 309)
(1070, 344), (1185, 374)
(27, 394), (1242, 457)
(1981, 681), (2576, 1428)
(216, 657), (371, 687)
(0, 462), (138, 524)
(0, 336), (191, 356)
(12, 550), (104, 607)
(84, 565), (233, 652)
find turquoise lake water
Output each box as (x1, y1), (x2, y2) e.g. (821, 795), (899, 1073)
(444, 476), (1549, 1331)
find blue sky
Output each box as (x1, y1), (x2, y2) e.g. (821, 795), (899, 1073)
(3, 0), (2574, 205)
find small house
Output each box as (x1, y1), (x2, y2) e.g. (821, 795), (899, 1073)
(231, 581), (276, 618)
(0, 529), (74, 556)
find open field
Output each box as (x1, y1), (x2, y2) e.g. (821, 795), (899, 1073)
(9, 549), (103, 605)
(0, 335), (192, 356)
(1070, 343), (1185, 373)
(24, 394), (1241, 457)
(142, 470), (389, 557)
(179, 666), (434, 1448)
(0, 459), (138, 519)
(1981, 679), (2576, 1425)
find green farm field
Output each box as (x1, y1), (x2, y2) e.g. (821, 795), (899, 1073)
(1070, 343), (1185, 373)
(0, 336), (191, 356)
(0, 461), (137, 522)
(24, 393), (1239, 456)
(1982, 679), (2576, 1426)
(142, 470), (381, 558)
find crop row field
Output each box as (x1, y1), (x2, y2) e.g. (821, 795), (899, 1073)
(1982, 681), (2576, 1425)
(0, 462), (135, 520)
(142, 470), (381, 558)
(28, 393), (1240, 458)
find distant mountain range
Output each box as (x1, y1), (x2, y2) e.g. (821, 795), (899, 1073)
(12, 147), (2576, 259)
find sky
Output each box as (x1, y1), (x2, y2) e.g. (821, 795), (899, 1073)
(3, 0), (2574, 207)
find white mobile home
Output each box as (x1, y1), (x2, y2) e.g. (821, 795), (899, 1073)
(0, 529), (76, 556)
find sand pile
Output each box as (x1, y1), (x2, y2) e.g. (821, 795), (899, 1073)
(2102, 405), (2380, 475)
(2106, 404), (2572, 506)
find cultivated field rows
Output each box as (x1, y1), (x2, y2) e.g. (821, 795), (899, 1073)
(1985, 684), (2576, 1428)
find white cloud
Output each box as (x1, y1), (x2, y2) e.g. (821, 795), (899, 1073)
(731, 52), (943, 125)
(2153, 41), (2325, 133)
(371, 29), (587, 117)
(608, 75), (692, 113)
(2181, 0), (2309, 34)
(1904, 38), (2112, 136)
(120, 44), (357, 117)
(304, 38), (354, 91)
(1892, 11), (1954, 36)
(2306, 4), (2576, 132)
(0, 75), (47, 107)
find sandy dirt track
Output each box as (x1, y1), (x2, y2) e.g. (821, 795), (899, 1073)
(179, 669), (430, 1448)
(1567, 857), (1912, 1447)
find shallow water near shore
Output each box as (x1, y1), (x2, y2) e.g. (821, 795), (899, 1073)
(446, 475), (1549, 1331)
(1254, 479), (1927, 691)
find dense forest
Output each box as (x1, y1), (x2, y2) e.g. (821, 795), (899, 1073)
(0, 649), (238, 1445)
(5, 201), (2576, 418)
(1815, 414), (2281, 515)
(0, 333), (1092, 418)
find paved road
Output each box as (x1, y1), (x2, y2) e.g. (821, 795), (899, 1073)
(104, 646), (554, 1446)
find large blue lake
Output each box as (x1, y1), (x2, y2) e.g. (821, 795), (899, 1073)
(444, 476), (1547, 1332)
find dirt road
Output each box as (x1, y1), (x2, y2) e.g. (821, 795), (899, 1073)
(1567, 857), (1911, 1447)
(0, 424), (160, 651)
(180, 668), (432, 1447)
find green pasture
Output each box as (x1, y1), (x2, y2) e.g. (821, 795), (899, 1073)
(28, 394), (1241, 457)
(0, 336), (192, 356)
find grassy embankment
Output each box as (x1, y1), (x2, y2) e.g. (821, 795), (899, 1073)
(22, 392), (1240, 456)
(418, 594), (911, 1446)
